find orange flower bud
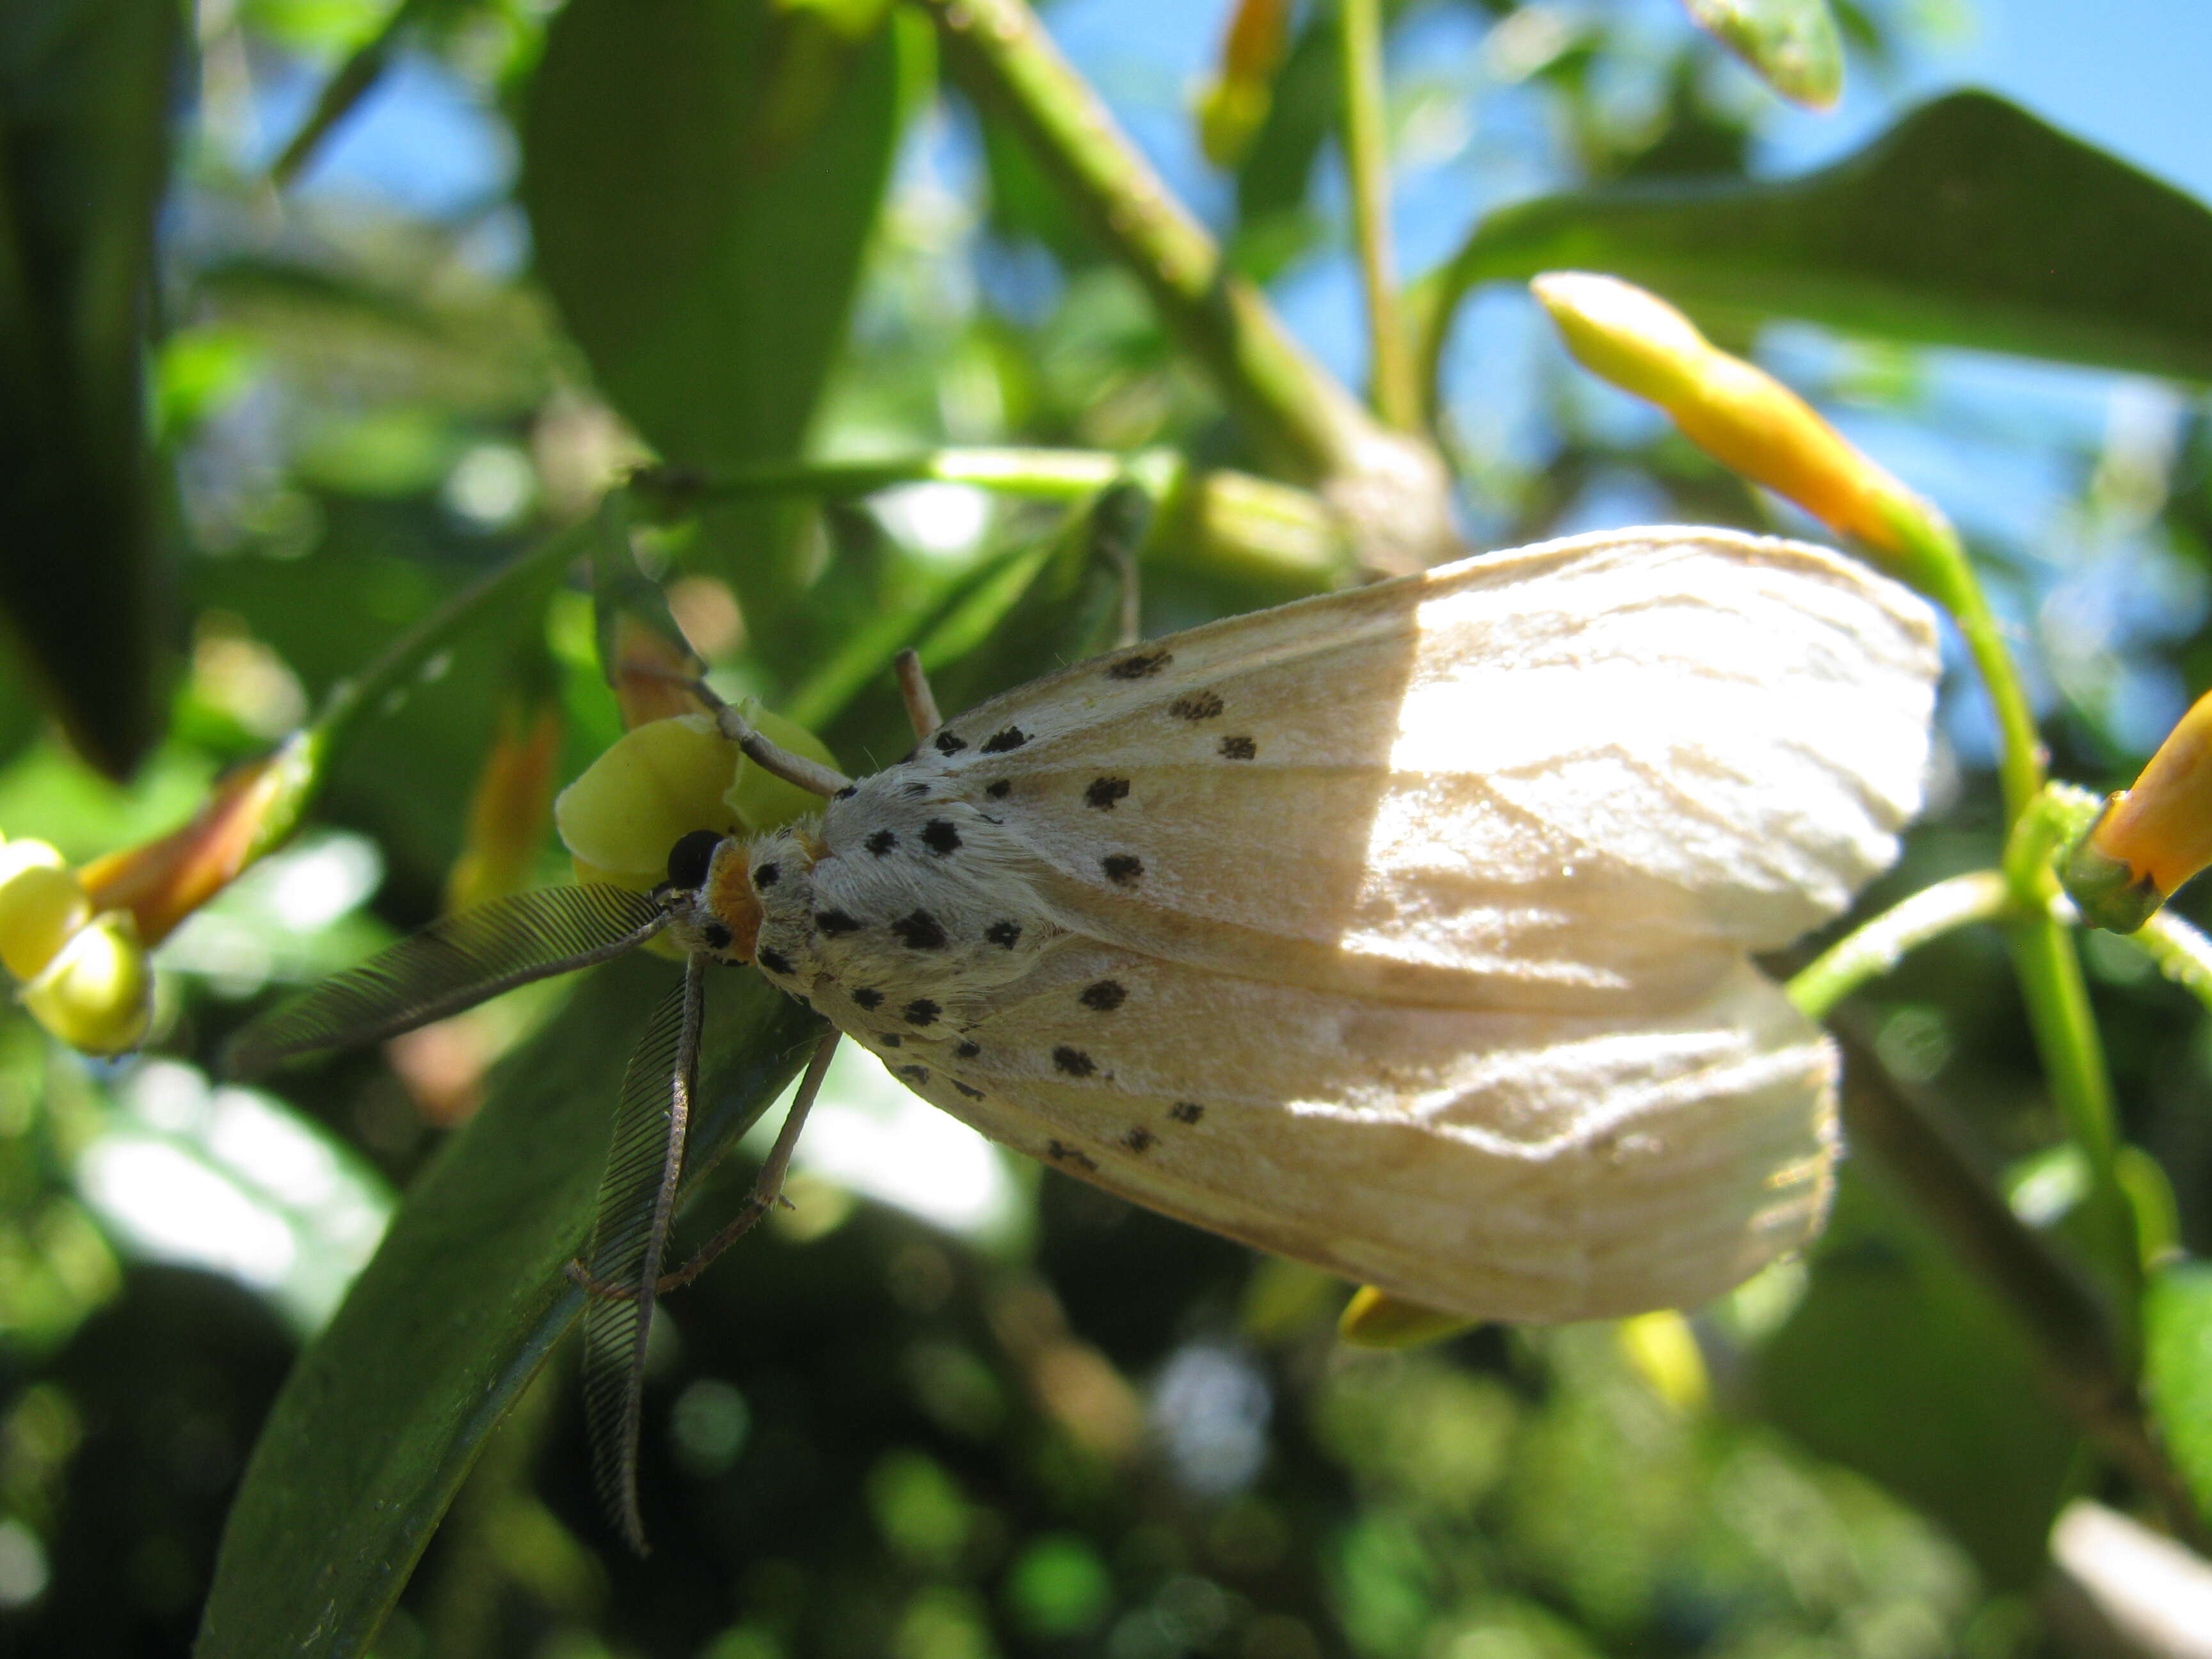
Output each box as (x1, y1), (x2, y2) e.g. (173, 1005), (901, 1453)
(1336, 1285), (1475, 1349)
(1532, 273), (1923, 556)
(79, 743), (302, 947)
(22, 911), (152, 1055)
(445, 698), (565, 914)
(1197, 0), (1290, 168)
(604, 612), (705, 731)
(2064, 689), (2212, 932)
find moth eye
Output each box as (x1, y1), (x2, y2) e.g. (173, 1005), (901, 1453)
(666, 829), (725, 890)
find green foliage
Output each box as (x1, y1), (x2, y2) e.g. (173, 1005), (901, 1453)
(2146, 1259), (2212, 1519)
(1678, 0), (1845, 109)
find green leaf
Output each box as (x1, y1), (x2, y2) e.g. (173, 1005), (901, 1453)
(2145, 1259), (2212, 1525)
(1678, 0), (1843, 109)
(520, 0), (919, 626)
(1751, 1171), (2082, 1588)
(0, 0), (182, 778)
(195, 959), (821, 1658)
(1418, 92), (2212, 401)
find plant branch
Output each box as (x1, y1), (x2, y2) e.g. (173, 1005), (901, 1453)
(1338, 0), (1416, 431)
(1836, 1028), (2208, 1552)
(1787, 870), (2014, 1021)
(912, 0), (1452, 575)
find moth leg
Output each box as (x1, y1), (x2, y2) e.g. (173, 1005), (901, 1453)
(894, 648), (942, 741)
(682, 673), (854, 797)
(567, 1028), (840, 1301)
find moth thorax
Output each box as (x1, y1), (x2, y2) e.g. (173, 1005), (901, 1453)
(700, 841), (764, 963)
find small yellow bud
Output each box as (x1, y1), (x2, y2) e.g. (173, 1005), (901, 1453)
(0, 842), (92, 980)
(21, 911), (152, 1055)
(1337, 1285), (1475, 1349)
(1616, 1310), (1710, 1413)
(555, 707), (840, 892)
(2065, 688), (2212, 931)
(556, 714), (738, 891)
(1531, 272), (1923, 557)
(1196, 0), (1290, 168)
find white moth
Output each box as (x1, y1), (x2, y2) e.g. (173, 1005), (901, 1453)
(236, 524), (1939, 1543)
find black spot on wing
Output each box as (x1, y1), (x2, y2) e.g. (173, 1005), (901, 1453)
(933, 730), (968, 755)
(1169, 691), (1222, 720)
(920, 820), (961, 854)
(851, 988), (883, 1010)
(897, 1063), (931, 1086)
(1102, 854), (1142, 886)
(1084, 777), (1130, 810)
(1219, 735), (1257, 760)
(834, 785), (858, 800)
(1123, 1127), (1155, 1153)
(902, 998), (940, 1027)
(902, 781), (931, 799)
(878, 1033), (903, 1048)
(1078, 981), (1126, 1011)
(1107, 650), (1171, 680)
(701, 920), (733, 952)
(985, 780), (1011, 799)
(1046, 1139), (1098, 1172)
(815, 910), (862, 935)
(1052, 1046), (1096, 1078)
(865, 829), (898, 856)
(981, 726), (1027, 753)
(986, 920), (1022, 949)
(892, 910), (947, 950)
(952, 1082), (986, 1100)
(756, 946), (791, 975)
(1171, 1101), (1204, 1124)
(954, 1040), (981, 1059)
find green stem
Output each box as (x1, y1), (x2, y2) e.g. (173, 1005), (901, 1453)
(1338, 0), (1415, 431)
(1787, 871), (2014, 1022)
(913, 0), (1386, 486)
(634, 447), (1140, 509)
(272, 0), (441, 188)
(2117, 908), (2212, 1013)
(1886, 508), (2131, 1275)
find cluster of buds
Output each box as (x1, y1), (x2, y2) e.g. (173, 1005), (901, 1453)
(0, 837), (152, 1055)
(1530, 273), (1956, 596)
(2064, 689), (2212, 933)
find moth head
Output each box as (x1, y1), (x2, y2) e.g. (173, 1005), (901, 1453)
(659, 829), (762, 963)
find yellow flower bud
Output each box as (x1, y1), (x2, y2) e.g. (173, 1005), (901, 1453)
(2064, 688), (2212, 932)
(21, 911), (152, 1055)
(81, 746), (298, 947)
(1336, 1285), (1475, 1349)
(554, 706), (840, 892)
(1196, 0), (1290, 168)
(556, 714), (738, 891)
(1531, 272), (1922, 556)
(0, 842), (92, 980)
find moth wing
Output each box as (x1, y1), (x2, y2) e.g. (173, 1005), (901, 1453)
(824, 943), (1836, 1324)
(919, 528), (1937, 1008)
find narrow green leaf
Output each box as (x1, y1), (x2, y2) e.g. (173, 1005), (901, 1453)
(0, 0), (182, 777)
(1678, 0), (1843, 109)
(1752, 1171), (2081, 1588)
(1418, 92), (2212, 401)
(2145, 1259), (2212, 1525)
(195, 959), (821, 1658)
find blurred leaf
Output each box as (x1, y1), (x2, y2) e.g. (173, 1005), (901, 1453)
(521, 0), (917, 620)
(1419, 92), (2212, 394)
(196, 958), (821, 1658)
(1677, 0), (1843, 109)
(0, 0), (182, 778)
(2144, 1259), (2212, 1525)
(819, 485), (1144, 763)
(1752, 1170), (2081, 1588)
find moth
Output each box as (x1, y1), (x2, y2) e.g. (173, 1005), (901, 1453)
(232, 525), (1940, 1547)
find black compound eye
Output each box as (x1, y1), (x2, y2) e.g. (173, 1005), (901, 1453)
(665, 829), (725, 890)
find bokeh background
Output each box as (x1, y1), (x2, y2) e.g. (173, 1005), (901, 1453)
(2, 0), (2210, 1654)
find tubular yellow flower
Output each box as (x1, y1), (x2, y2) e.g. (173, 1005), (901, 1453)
(1532, 272), (1924, 558)
(21, 911), (152, 1055)
(2064, 688), (2212, 932)
(0, 841), (92, 980)
(1337, 1285), (1475, 1349)
(1196, 0), (1290, 168)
